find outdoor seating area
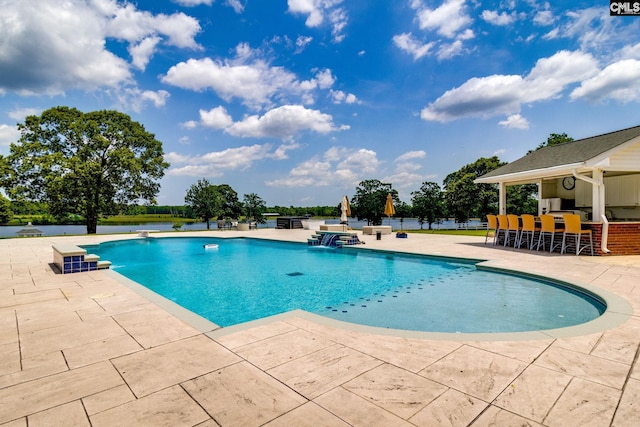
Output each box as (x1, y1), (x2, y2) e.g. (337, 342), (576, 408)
(485, 213), (594, 255)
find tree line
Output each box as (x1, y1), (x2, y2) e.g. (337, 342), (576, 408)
(0, 106), (573, 232)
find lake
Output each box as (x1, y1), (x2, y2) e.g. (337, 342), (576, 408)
(0, 218), (483, 238)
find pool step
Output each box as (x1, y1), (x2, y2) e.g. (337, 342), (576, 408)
(52, 244), (111, 274)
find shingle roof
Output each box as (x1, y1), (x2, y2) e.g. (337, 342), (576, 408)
(479, 125), (640, 180)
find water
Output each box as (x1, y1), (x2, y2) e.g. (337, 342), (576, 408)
(87, 237), (605, 333)
(0, 218), (483, 238)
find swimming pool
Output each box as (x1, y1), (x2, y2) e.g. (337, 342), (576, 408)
(87, 237), (606, 333)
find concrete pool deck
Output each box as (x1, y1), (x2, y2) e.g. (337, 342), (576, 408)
(1, 230), (639, 426)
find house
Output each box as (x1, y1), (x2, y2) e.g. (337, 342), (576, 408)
(475, 125), (640, 255)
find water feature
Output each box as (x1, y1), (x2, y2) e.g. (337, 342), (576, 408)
(319, 233), (340, 247)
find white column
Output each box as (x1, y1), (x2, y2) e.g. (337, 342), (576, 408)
(592, 169), (604, 221)
(499, 182), (507, 214)
(537, 179), (543, 216)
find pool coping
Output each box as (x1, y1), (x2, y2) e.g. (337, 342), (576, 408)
(102, 236), (633, 342)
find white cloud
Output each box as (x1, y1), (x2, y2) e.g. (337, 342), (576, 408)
(499, 114), (530, 129)
(0, 0), (201, 96)
(8, 107), (41, 121)
(266, 146), (379, 188)
(315, 69), (336, 89)
(421, 50), (599, 122)
(181, 120), (199, 129)
(173, 0), (214, 6)
(162, 57), (297, 109)
(167, 144), (274, 177)
(533, 10), (554, 26)
(437, 40), (465, 60)
(328, 7), (348, 43)
(199, 106), (234, 129)
(272, 142), (301, 160)
(226, 0), (246, 14)
(196, 104), (348, 140)
(287, 0), (348, 43)
(617, 42), (640, 60)
(545, 7), (622, 51)
(105, 3), (201, 50)
(570, 59), (640, 103)
(129, 36), (161, 70)
(392, 33), (434, 61)
(396, 0), (473, 61)
(0, 124), (20, 151)
(415, 0), (472, 39)
(162, 47), (339, 109)
(226, 105), (349, 139)
(481, 10), (515, 26)
(117, 88), (170, 113)
(330, 90), (358, 104)
(395, 151), (426, 162)
(295, 36), (313, 53)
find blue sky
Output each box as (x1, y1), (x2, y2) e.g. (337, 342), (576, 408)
(1, 0), (639, 206)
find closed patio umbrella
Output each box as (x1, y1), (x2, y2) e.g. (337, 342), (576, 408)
(384, 193), (395, 225)
(340, 195), (351, 230)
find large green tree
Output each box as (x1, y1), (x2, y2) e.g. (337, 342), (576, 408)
(2, 107), (168, 233)
(411, 181), (445, 229)
(185, 179), (222, 230)
(216, 184), (244, 219)
(443, 156), (505, 222)
(243, 193), (267, 224)
(351, 179), (398, 225)
(184, 180), (244, 229)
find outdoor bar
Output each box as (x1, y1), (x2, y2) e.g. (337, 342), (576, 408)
(476, 125), (640, 255)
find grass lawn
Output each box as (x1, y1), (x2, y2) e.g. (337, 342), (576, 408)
(408, 229), (487, 237)
(98, 214), (197, 224)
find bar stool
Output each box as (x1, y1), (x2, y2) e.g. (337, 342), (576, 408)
(561, 214), (594, 255)
(504, 214), (521, 247)
(517, 214), (539, 250)
(485, 214), (497, 245)
(496, 214), (509, 246)
(536, 214), (564, 252)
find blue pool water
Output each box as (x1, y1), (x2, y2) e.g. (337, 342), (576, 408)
(87, 237), (606, 333)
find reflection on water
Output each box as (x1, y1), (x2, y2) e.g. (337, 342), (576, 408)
(0, 218), (483, 238)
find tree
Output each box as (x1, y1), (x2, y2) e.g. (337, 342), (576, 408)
(185, 179), (222, 230)
(0, 194), (11, 224)
(528, 132), (574, 153)
(443, 157), (505, 222)
(2, 107), (168, 233)
(411, 181), (445, 230)
(243, 193), (267, 224)
(351, 179), (398, 225)
(216, 184), (244, 219)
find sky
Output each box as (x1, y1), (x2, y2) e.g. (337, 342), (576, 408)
(1, 0), (640, 207)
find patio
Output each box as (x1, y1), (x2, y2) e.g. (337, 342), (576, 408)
(1, 229), (639, 426)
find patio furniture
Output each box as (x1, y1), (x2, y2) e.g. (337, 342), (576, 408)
(484, 214), (497, 245)
(496, 214), (509, 246)
(504, 214), (521, 247)
(517, 214), (540, 250)
(561, 214), (594, 255)
(536, 214), (564, 252)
